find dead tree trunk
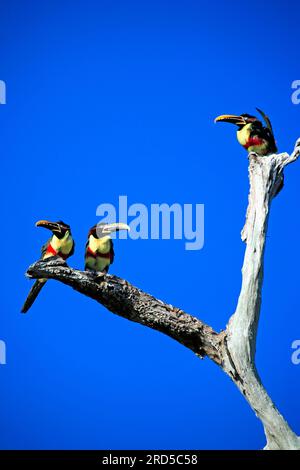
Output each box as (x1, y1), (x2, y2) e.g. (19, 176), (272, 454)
(25, 139), (300, 450)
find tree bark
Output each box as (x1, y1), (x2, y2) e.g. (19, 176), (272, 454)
(25, 139), (300, 450)
(224, 140), (300, 450)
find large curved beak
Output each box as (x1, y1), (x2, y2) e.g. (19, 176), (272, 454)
(35, 220), (61, 232)
(101, 222), (130, 234)
(214, 114), (247, 126)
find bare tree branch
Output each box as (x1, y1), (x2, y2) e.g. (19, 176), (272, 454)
(26, 257), (225, 366)
(25, 139), (300, 450)
(225, 140), (300, 450)
(277, 137), (300, 168)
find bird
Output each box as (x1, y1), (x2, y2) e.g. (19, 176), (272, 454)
(214, 108), (284, 195)
(214, 108), (277, 156)
(21, 220), (75, 313)
(85, 222), (130, 274)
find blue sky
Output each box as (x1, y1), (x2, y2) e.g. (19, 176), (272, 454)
(1, 0), (300, 449)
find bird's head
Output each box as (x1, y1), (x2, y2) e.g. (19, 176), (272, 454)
(89, 222), (130, 239)
(214, 113), (259, 130)
(35, 220), (71, 238)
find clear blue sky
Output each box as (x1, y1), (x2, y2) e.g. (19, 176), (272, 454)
(1, 0), (300, 450)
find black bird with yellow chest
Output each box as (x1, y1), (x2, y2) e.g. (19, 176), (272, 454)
(21, 220), (75, 313)
(215, 108), (277, 156)
(85, 222), (130, 274)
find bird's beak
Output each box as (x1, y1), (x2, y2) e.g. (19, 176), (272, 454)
(214, 114), (247, 126)
(35, 220), (62, 233)
(101, 223), (130, 234)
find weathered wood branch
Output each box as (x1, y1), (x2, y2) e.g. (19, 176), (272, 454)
(26, 257), (225, 366)
(25, 139), (300, 449)
(224, 138), (300, 450)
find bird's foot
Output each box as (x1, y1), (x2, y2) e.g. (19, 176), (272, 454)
(94, 272), (106, 283)
(84, 269), (106, 283)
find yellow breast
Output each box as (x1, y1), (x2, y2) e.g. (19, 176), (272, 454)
(237, 123), (252, 146)
(50, 231), (73, 254)
(88, 235), (111, 254)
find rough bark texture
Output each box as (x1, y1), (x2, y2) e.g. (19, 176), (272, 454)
(26, 258), (224, 365)
(25, 139), (300, 450)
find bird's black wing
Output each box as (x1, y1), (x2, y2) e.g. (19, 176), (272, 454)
(250, 121), (265, 137)
(251, 118), (277, 153)
(264, 128), (277, 153)
(256, 108), (275, 138)
(41, 237), (52, 259)
(110, 239), (115, 265)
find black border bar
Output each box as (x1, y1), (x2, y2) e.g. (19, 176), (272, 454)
(0, 450), (297, 467)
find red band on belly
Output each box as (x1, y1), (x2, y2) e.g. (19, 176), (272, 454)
(46, 244), (57, 256)
(87, 247), (111, 260)
(46, 244), (68, 260)
(243, 137), (264, 149)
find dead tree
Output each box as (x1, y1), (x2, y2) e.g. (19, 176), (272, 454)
(26, 139), (300, 450)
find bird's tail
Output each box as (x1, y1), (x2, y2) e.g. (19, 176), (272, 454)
(21, 279), (47, 313)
